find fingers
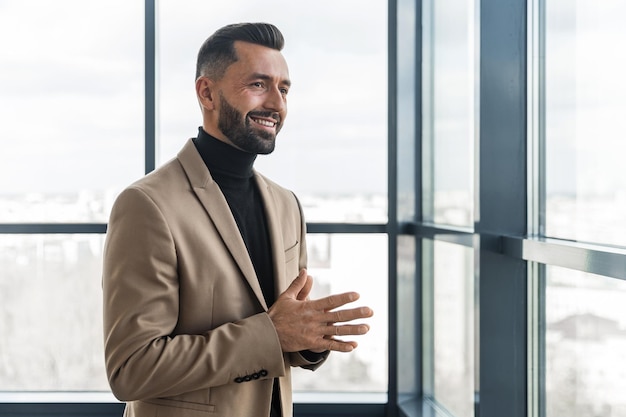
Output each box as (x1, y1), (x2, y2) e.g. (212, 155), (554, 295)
(317, 306), (374, 324)
(310, 291), (361, 311)
(325, 338), (359, 353)
(308, 322), (370, 353)
(321, 323), (370, 337)
(280, 269), (309, 299)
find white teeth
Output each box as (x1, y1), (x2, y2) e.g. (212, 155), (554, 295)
(252, 118), (275, 127)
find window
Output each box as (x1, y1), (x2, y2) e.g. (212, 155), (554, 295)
(0, 0), (144, 224)
(156, 0), (389, 396)
(0, 234), (107, 390)
(544, 267), (626, 416)
(4, 0), (625, 416)
(0, 0), (143, 393)
(544, 0), (626, 246)
(427, 240), (474, 417)
(293, 234), (388, 394)
(536, 1), (626, 416)
(0, 0), (389, 412)
(419, 0), (476, 415)
(422, 0), (475, 227)
(157, 0), (388, 224)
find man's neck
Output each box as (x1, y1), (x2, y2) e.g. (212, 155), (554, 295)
(193, 127), (257, 179)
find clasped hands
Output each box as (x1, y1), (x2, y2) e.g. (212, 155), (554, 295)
(268, 269), (373, 353)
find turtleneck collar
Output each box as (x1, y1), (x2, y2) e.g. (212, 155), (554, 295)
(193, 127), (257, 179)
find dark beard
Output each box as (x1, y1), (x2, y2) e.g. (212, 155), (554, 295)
(217, 92), (280, 155)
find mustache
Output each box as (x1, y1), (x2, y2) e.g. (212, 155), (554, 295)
(248, 111), (281, 124)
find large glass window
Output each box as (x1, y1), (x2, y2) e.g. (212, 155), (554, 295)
(0, 234), (107, 390)
(0, 0), (144, 223)
(395, 0), (419, 401)
(13, 1), (626, 415)
(422, 0), (475, 227)
(0, 0), (142, 394)
(0, 0), (389, 407)
(420, 0), (476, 414)
(536, 1), (626, 416)
(156, 0), (389, 396)
(2, 0), (391, 399)
(545, 266), (626, 416)
(544, 0), (626, 246)
(293, 234), (388, 394)
(156, 0), (388, 224)
(424, 240), (474, 417)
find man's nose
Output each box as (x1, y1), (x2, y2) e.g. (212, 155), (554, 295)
(264, 86), (287, 113)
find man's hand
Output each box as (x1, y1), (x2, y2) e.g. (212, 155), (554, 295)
(268, 269), (373, 353)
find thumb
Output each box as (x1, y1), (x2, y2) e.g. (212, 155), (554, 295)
(296, 274), (313, 301)
(281, 269), (308, 299)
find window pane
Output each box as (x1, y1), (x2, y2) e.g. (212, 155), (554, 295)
(398, 235), (418, 395)
(397, 0), (418, 221)
(157, 0), (387, 223)
(544, 0), (626, 246)
(292, 234), (388, 393)
(423, 0), (475, 227)
(0, 0), (144, 223)
(0, 235), (107, 390)
(432, 240), (474, 417)
(545, 266), (626, 416)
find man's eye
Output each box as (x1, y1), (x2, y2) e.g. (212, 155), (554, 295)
(280, 88), (289, 95)
(252, 82), (264, 88)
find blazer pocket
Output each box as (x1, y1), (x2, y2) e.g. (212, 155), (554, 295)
(284, 240), (300, 278)
(284, 240), (299, 262)
(144, 398), (216, 414)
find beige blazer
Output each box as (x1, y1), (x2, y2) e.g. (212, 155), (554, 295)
(102, 139), (326, 417)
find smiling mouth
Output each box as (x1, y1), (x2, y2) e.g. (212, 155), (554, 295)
(250, 117), (277, 128)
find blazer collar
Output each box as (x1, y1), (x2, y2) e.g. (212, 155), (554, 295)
(176, 139), (286, 310)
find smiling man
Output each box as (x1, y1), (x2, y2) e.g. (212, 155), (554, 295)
(197, 37), (290, 155)
(102, 23), (373, 417)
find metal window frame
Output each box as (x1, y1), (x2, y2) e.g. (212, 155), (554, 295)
(401, 0), (626, 417)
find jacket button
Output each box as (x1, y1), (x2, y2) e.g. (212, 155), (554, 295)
(259, 369), (268, 377)
(244, 375), (252, 382)
(234, 377), (244, 383)
(252, 372), (260, 379)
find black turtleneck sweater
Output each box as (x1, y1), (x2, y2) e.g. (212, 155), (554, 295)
(193, 128), (281, 417)
(193, 128), (276, 306)
(193, 128), (327, 417)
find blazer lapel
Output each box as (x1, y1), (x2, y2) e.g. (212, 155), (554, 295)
(177, 139), (268, 310)
(255, 173), (287, 298)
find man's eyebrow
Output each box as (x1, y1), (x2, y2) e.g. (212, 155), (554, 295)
(250, 73), (291, 87)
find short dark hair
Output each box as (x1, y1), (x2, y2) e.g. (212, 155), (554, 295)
(195, 22), (285, 80)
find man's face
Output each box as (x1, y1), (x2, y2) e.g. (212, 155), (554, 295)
(212, 41), (290, 154)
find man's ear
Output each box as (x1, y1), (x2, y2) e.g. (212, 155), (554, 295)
(196, 77), (216, 110)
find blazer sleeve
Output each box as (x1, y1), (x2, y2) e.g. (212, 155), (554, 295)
(102, 186), (286, 401)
